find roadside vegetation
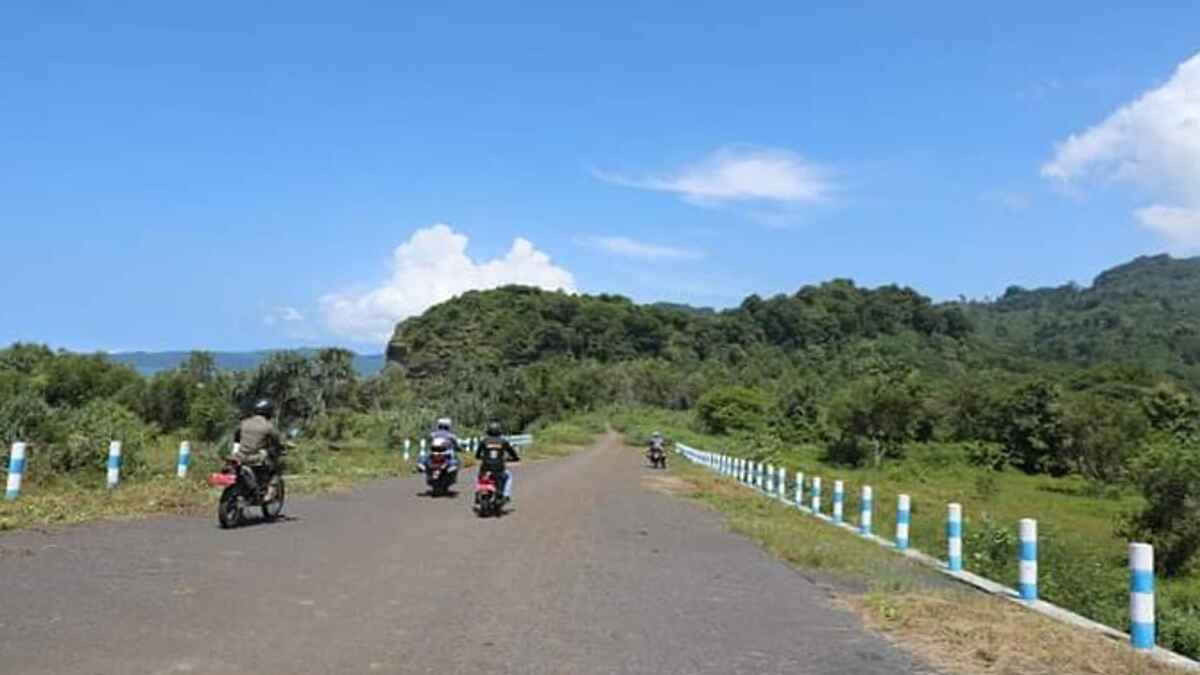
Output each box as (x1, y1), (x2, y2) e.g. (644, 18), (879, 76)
(8, 253), (1200, 657)
(656, 428), (1187, 674)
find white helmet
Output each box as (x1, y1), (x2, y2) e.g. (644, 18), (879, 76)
(436, 417), (452, 432)
(431, 436), (451, 451)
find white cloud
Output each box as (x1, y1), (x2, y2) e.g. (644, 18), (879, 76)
(320, 224), (575, 343)
(596, 146), (835, 206)
(1041, 52), (1200, 250)
(585, 236), (705, 261)
(1136, 205), (1200, 250)
(263, 306), (303, 326)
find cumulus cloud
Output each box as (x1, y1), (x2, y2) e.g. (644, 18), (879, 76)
(585, 236), (705, 261)
(1042, 52), (1200, 249)
(320, 224), (575, 343)
(596, 146), (835, 206)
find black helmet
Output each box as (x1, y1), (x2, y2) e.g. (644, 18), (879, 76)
(486, 421), (503, 437)
(253, 398), (274, 418)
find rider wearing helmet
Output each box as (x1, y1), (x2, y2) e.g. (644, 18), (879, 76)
(649, 431), (665, 452)
(233, 398), (287, 498)
(476, 420), (520, 502)
(420, 417), (461, 474)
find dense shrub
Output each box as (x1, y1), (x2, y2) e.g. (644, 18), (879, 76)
(51, 400), (154, 476)
(0, 392), (58, 445)
(696, 386), (771, 435)
(1121, 440), (1200, 576)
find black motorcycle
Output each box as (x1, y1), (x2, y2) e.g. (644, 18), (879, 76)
(209, 456), (286, 529)
(647, 446), (667, 469)
(424, 450), (458, 497)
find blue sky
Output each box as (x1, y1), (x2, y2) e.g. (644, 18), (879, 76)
(2, 2), (1199, 353)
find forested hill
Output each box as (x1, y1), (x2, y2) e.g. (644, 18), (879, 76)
(386, 281), (972, 379)
(963, 254), (1200, 386)
(388, 253), (1200, 391)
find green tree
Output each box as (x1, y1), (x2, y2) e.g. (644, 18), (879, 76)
(998, 380), (1068, 475)
(1122, 440), (1200, 576)
(827, 370), (927, 467)
(696, 385), (771, 435)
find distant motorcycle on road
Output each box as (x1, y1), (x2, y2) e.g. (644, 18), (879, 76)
(647, 446), (667, 469)
(423, 447), (458, 497)
(209, 456), (286, 529)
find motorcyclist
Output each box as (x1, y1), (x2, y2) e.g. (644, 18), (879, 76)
(232, 399), (288, 500)
(419, 417), (460, 475)
(648, 431), (666, 456)
(476, 421), (520, 502)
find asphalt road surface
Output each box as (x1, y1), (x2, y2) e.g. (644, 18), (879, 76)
(0, 434), (933, 674)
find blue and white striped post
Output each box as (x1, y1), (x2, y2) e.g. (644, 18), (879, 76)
(811, 477), (822, 514)
(6, 442), (26, 501)
(947, 503), (963, 571)
(832, 480), (844, 523)
(419, 438), (427, 462)
(794, 471), (804, 508)
(1019, 518), (1038, 601)
(176, 441), (191, 478)
(767, 464), (776, 494)
(860, 486), (873, 536)
(896, 494), (911, 551)
(1130, 543), (1155, 651)
(106, 441), (122, 489)
(403, 438), (411, 462)
(777, 467), (787, 501)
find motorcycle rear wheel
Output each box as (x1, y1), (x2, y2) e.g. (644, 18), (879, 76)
(218, 486), (243, 529)
(261, 475), (285, 521)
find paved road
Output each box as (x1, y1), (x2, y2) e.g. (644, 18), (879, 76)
(0, 435), (931, 674)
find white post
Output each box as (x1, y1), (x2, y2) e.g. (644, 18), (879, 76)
(6, 442), (26, 500)
(777, 467), (787, 501)
(106, 441), (122, 489)
(403, 438), (411, 462)
(811, 477), (822, 514)
(795, 471), (804, 508)
(859, 485), (873, 535)
(176, 441), (191, 478)
(832, 480), (844, 522)
(896, 494), (911, 550)
(1019, 519), (1038, 601)
(1130, 543), (1155, 650)
(947, 503), (963, 571)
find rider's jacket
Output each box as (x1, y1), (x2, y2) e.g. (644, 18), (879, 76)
(476, 435), (520, 474)
(430, 429), (461, 452)
(234, 415), (282, 466)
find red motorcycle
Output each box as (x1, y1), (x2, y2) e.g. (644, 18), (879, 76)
(208, 457), (285, 529)
(473, 471), (503, 518)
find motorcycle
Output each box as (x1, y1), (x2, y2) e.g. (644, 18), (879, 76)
(424, 450), (457, 497)
(647, 446), (667, 469)
(473, 470), (504, 518)
(208, 457), (286, 529)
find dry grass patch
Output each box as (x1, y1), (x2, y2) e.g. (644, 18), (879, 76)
(641, 474), (693, 496)
(850, 591), (1187, 675)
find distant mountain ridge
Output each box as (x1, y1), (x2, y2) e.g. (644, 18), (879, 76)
(107, 349), (385, 376)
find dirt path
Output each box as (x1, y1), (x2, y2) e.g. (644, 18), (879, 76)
(0, 434), (932, 674)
